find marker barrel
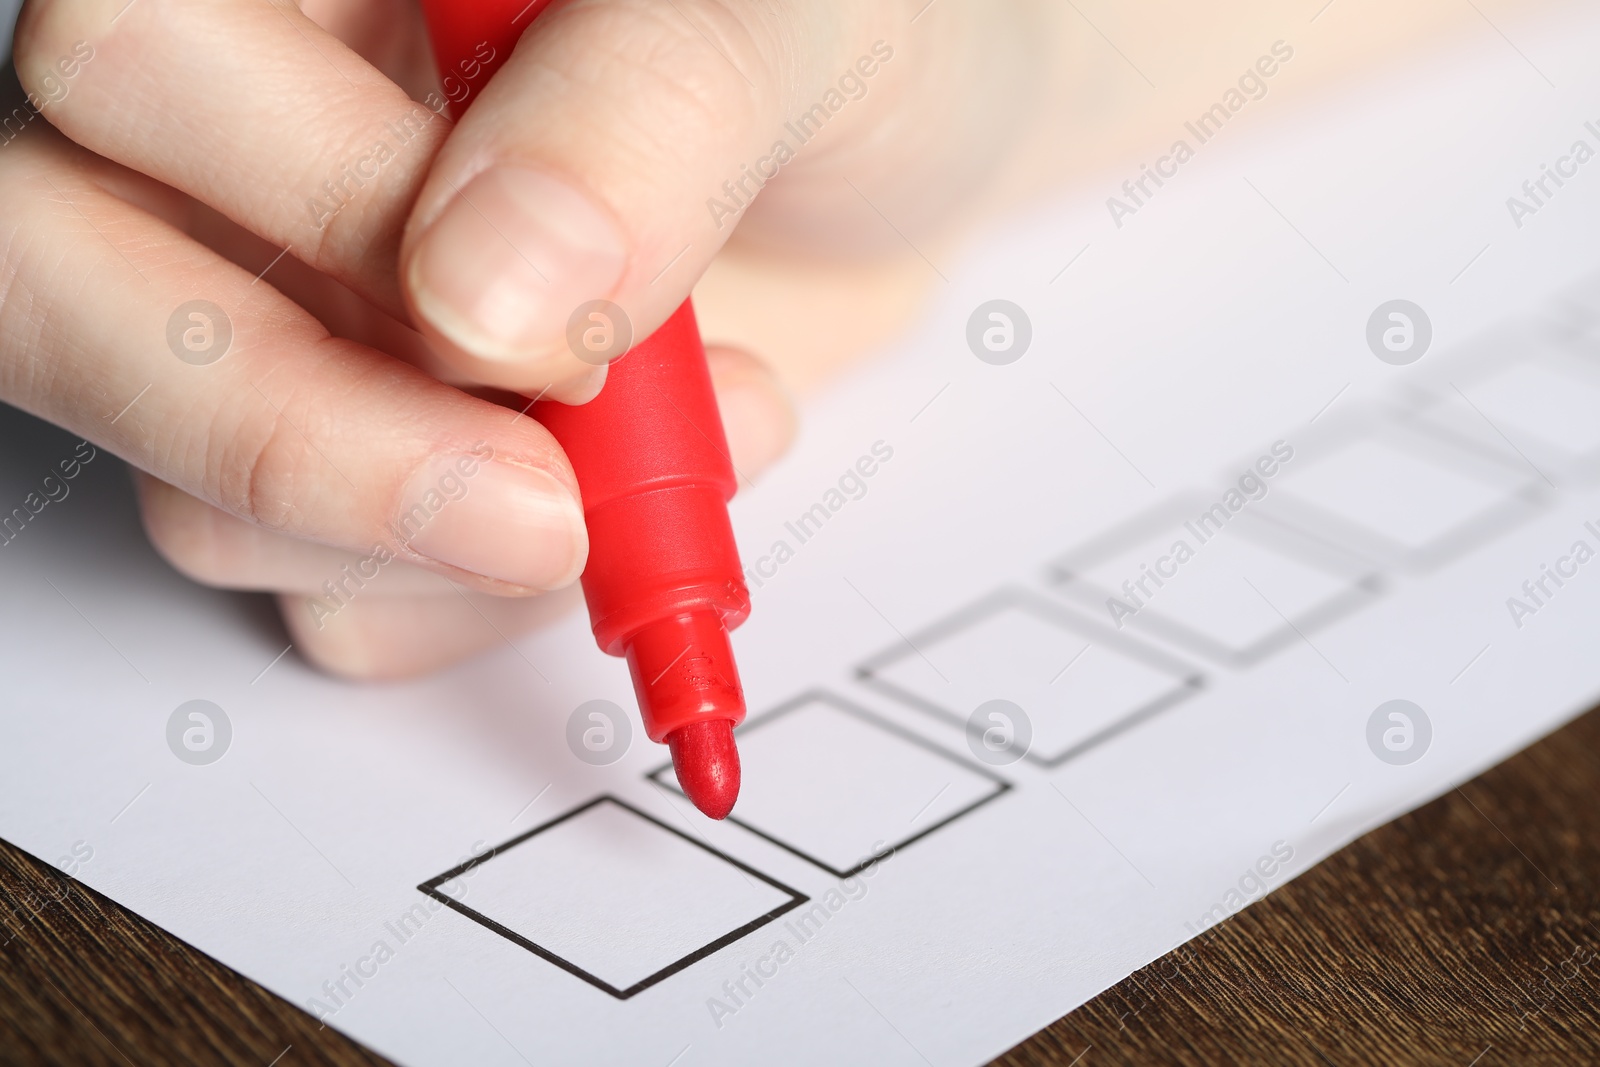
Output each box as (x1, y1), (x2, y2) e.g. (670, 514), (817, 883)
(537, 301), (751, 742)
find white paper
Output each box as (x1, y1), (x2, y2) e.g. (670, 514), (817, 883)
(6, 7), (1600, 1064)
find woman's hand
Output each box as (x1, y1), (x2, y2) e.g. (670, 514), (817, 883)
(4, 0), (1041, 678)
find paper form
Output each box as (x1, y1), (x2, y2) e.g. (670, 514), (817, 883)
(5, 6), (1600, 1064)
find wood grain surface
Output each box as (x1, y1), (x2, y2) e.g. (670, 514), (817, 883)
(3, 704), (1598, 1066)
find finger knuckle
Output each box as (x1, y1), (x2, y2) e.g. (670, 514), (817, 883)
(298, 103), (443, 283)
(209, 390), (325, 535)
(591, 0), (776, 129)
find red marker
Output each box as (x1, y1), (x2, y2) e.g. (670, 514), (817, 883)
(420, 0), (749, 818)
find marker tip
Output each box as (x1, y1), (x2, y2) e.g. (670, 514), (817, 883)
(668, 719), (741, 819)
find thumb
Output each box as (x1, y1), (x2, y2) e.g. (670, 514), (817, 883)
(400, 0), (894, 396)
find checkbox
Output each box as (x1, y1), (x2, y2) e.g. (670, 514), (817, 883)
(417, 796), (806, 1000)
(650, 691), (1009, 878)
(856, 588), (1202, 768)
(1261, 414), (1545, 571)
(1048, 497), (1383, 667)
(1409, 346), (1600, 486)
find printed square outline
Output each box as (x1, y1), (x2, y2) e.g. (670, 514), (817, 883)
(416, 795), (808, 1001)
(1398, 345), (1600, 487)
(648, 689), (1011, 879)
(1391, 315), (1587, 404)
(854, 586), (1204, 768)
(1255, 412), (1549, 573)
(1044, 496), (1386, 668)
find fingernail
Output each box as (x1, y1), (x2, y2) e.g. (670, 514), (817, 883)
(545, 363), (608, 405)
(399, 457), (587, 589)
(409, 167), (628, 363)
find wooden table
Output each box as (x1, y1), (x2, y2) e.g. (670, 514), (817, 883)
(4, 705), (1598, 1067)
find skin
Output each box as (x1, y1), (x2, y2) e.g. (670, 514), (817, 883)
(2, 0), (1528, 679)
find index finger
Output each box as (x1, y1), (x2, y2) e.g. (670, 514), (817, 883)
(15, 0), (448, 320)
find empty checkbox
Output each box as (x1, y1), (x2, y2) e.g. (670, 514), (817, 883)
(417, 796), (806, 1000)
(651, 691), (1009, 878)
(856, 588), (1202, 768)
(1047, 497), (1383, 667)
(1260, 413), (1545, 571)
(1408, 346), (1600, 486)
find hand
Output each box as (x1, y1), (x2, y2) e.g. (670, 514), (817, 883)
(5, 0), (1041, 678)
